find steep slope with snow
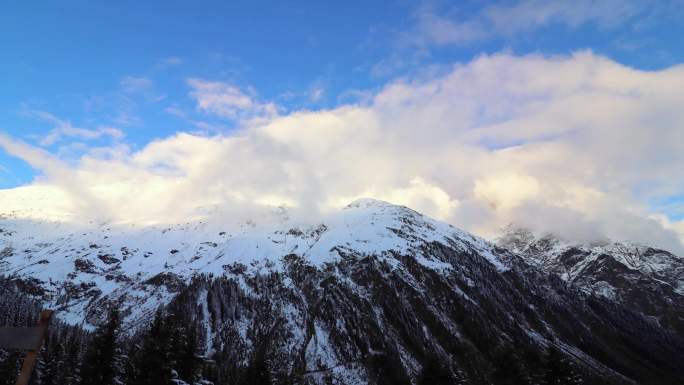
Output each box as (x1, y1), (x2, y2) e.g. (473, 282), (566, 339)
(497, 227), (684, 335)
(2, 200), (684, 384)
(0, 198), (504, 328)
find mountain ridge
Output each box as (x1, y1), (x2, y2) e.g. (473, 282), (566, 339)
(2, 200), (684, 384)
(497, 226), (684, 335)
(0, 198), (507, 328)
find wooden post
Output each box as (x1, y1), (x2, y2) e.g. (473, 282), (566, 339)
(14, 310), (53, 385)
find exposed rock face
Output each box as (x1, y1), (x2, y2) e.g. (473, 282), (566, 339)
(497, 227), (684, 335)
(1, 201), (684, 383)
(164, 248), (684, 384)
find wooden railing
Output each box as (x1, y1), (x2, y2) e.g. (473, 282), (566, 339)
(0, 310), (53, 385)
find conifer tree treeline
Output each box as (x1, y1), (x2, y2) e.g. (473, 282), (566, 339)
(0, 276), (206, 385)
(81, 308), (122, 385)
(125, 309), (202, 385)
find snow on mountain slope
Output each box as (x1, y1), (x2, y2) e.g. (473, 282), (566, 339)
(0, 198), (506, 328)
(4, 198), (684, 384)
(497, 226), (684, 334)
(0, 184), (77, 222)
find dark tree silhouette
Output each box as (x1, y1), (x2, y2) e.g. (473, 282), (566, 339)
(81, 308), (121, 385)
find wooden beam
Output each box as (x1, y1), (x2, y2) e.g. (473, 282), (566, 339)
(0, 328), (44, 350)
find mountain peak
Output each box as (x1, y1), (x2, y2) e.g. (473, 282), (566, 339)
(3, 201), (684, 384)
(0, 199), (508, 327)
(345, 197), (401, 209)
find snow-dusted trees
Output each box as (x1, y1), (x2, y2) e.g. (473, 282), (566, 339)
(81, 308), (122, 385)
(126, 309), (203, 385)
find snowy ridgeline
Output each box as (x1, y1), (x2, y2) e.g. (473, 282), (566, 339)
(0, 198), (507, 327)
(497, 226), (684, 336)
(2, 199), (684, 384)
(498, 226), (684, 293)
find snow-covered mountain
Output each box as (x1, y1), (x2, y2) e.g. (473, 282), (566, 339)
(497, 226), (684, 335)
(2, 199), (684, 384)
(0, 198), (504, 328)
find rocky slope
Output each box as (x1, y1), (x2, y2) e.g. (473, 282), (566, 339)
(0, 199), (503, 329)
(497, 227), (684, 335)
(1, 200), (684, 384)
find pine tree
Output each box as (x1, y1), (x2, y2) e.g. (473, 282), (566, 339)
(63, 330), (85, 385)
(417, 359), (454, 385)
(0, 349), (22, 385)
(129, 309), (174, 385)
(175, 321), (201, 383)
(491, 346), (530, 385)
(242, 355), (272, 385)
(39, 340), (64, 385)
(81, 308), (121, 385)
(542, 345), (582, 385)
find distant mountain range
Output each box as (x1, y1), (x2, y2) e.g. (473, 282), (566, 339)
(497, 226), (684, 336)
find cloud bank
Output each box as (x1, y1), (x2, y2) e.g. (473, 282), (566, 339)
(2, 52), (684, 252)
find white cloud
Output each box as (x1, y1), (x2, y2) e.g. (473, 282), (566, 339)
(410, 0), (646, 46)
(120, 76), (153, 93)
(474, 173), (540, 211)
(2, 52), (684, 252)
(187, 78), (279, 121)
(23, 109), (124, 146)
(164, 104), (187, 118)
(309, 85), (325, 103)
(0, 133), (105, 217)
(411, 10), (486, 45)
(325, 177), (460, 221)
(484, 0), (641, 33)
(120, 76), (166, 104)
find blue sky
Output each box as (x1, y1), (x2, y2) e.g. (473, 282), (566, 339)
(1, 1), (684, 246)
(2, 1), (682, 185)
